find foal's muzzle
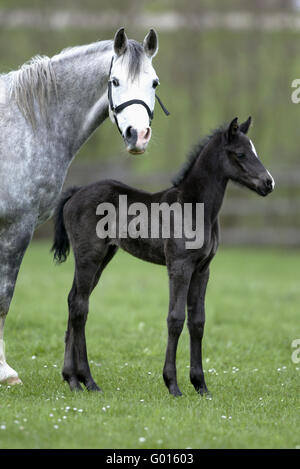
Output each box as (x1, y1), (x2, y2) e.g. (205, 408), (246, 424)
(257, 175), (275, 196)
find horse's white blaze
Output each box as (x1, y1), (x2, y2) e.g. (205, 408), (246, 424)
(250, 139), (258, 158)
(266, 169), (275, 189)
(108, 56), (157, 138)
(250, 139), (275, 189)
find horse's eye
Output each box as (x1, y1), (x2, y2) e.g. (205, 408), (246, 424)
(112, 78), (119, 87)
(237, 153), (246, 158)
(152, 79), (159, 89)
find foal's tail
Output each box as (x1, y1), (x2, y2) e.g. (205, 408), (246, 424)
(51, 186), (80, 264)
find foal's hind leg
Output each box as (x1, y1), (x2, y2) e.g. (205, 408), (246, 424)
(187, 268), (210, 395)
(63, 245), (117, 391)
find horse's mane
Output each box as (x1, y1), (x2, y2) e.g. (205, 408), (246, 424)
(9, 55), (57, 128)
(7, 39), (144, 128)
(172, 124), (227, 186)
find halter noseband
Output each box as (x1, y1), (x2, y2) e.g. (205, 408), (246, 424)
(107, 57), (170, 135)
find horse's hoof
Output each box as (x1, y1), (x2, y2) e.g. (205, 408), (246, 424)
(5, 376), (22, 385)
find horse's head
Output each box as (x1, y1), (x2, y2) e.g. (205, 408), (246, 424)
(108, 28), (160, 155)
(223, 117), (275, 196)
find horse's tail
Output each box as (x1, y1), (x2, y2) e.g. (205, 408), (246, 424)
(51, 186), (80, 264)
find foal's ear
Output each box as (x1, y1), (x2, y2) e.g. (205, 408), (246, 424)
(114, 27), (128, 56)
(227, 117), (239, 142)
(239, 116), (252, 135)
(143, 29), (159, 58)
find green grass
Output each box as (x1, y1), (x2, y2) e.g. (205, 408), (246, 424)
(0, 242), (299, 449)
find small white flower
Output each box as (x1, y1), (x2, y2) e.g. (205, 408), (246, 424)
(139, 437), (146, 443)
(31, 355), (36, 360)
(53, 425), (59, 429)
(1, 425), (6, 430)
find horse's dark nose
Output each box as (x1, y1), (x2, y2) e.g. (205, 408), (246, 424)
(265, 177), (275, 192)
(124, 126), (151, 154)
(124, 126), (137, 147)
(261, 175), (275, 195)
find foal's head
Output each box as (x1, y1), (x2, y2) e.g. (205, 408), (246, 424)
(108, 28), (159, 155)
(222, 117), (274, 196)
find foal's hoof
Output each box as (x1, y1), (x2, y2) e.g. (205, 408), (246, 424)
(197, 387), (211, 397)
(68, 377), (84, 392)
(86, 381), (102, 392)
(5, 376), (23, 385)
(169, 384), (183, 397)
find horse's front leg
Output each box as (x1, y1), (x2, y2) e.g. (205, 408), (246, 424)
(187, 267), (210, 395)
(0, 218), (34, 385)
(163, 261), (193, 397)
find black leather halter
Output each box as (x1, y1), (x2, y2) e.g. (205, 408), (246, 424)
(107, 57), (170, 135)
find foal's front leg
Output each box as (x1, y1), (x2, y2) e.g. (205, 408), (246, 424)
(187, 268), (210, 395)
(163, 261), (193, 397)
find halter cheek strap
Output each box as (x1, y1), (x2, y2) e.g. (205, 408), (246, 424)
(107, 56), (170, 135)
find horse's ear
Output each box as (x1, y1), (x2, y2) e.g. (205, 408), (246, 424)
(239, 116), (252, 135)
(143, 29), (159, 58)
(227, 117), (239, 142)
(114, 27), (128, 56)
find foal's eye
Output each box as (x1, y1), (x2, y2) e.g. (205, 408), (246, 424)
(112, 78), (119, 87)
(152, 79), (159, 89)
(237, 153), (246, 159)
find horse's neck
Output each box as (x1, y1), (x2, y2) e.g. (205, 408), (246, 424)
(181, 142), (228, 224)
(50, 40), (113, 156)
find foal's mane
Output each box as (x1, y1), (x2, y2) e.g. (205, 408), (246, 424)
(172, 124), (226, 186)
(7, 39), (144, 128)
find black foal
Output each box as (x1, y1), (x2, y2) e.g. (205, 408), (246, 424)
(52, 117), (274, 396)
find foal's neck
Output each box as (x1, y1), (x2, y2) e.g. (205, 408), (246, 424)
(180, 136), (228, 224)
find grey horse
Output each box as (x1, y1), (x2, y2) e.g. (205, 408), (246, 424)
(0, 27), (162, 385)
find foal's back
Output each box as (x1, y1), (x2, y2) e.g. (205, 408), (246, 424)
(64, 179), (179, 266)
